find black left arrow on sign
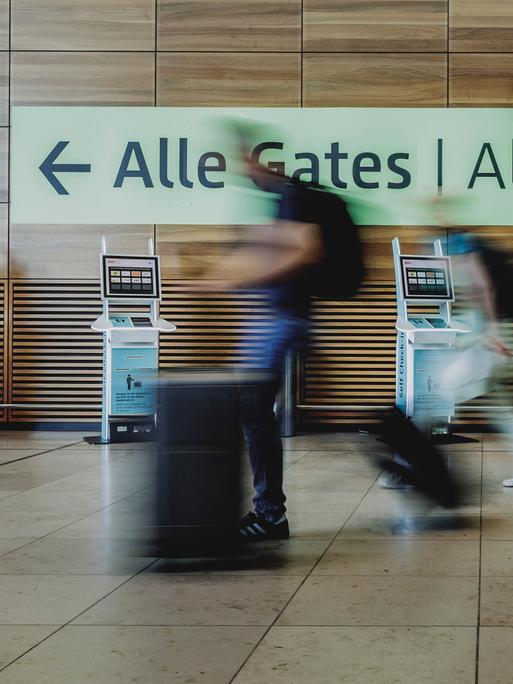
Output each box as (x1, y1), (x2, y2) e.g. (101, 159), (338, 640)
(39, 141), (92, 195)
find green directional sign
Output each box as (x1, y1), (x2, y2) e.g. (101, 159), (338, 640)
(11, 106), (513, 225)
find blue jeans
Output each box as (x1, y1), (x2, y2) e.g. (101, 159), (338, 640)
(239, 315), (310, 522)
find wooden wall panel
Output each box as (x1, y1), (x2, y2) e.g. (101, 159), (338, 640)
(450, 0), (513, 52)
(158, 0), (301, 52)
(0, 0), (7, 50)
(9, 282), (102, 422)
(0, 52), (7, 125)
(12, 0), (155, 51)
(11, 52), (155, 106)
(158, 225), (243, 279)
(300, 283), (397, 426)
(0, 280), (6, 421)
(160, 282), (270, 367)
(304, 0), (447, 52)
(450, 54), (513, 107)
(0, 128), (7, 203)
(303, 54), (447, 107)
(10, 225), (154, 279)
(361, 226), (446, 281)
(0, 204), (8, 278)
(157, 53), (301, 106)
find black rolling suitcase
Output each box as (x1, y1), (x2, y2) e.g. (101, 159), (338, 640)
(378, 408), (462, 509)
(155, 369), (246, 556)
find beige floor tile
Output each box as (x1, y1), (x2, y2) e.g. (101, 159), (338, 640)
(480, 578), (513, 626)
(233, 626), (476, 684)
(282, 433), (376, 451)
(0, 510), (94, 539)
(356, 483), (481, 515)
(46, 510), (155, 541)
(0, 538), (154, 575)
(76, 441), (157, 451)
(0, 575), (128, 624)
(283, 450), (311, 467)
(0, 450), (49, 464)
(481, 515), (513, 541)
(74, 574), (303, 626)
(150, 539), (330, 577)
(284, 469), (376, 494)
(292, 449), (383, 468)
(284, 496), (363, 540)
(479, 627), (513, 684)
(32, 470), (153, 496)
(0, 626), (58, 669)
(481, 541), (513, 576)
(0, 538), (35, 557)
(314, 540), (479, 577)
(278, 576), (479, 626)
(0, 491), (21, 501)
(0, 625), (266, 684)
(0, 433), (81, 449)
(338, 513), (481, 540)
(483, 433), (512, 451)
(0, 489), (125, 515)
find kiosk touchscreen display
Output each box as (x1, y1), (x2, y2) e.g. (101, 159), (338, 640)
(102, 256), (160, 299)
(400, 256), (453, 300)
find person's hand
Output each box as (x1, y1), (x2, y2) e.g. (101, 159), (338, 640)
(484, 329), (512, 357)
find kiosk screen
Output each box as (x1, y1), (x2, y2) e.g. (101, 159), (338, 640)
(400, 256), (453, 300)
(102, 256), (160, 299)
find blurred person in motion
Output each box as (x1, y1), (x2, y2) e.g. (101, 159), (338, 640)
(203, 133), (363, 542)
(446, 230), (513, 486)
(380, 197), (513, 502)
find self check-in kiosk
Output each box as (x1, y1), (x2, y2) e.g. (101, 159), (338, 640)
(393, 237), (470, 436)
(87, 240), (175, 444)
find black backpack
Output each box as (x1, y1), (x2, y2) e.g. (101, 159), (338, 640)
(295, 184), (364, 300)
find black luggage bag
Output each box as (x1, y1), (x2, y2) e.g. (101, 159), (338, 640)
(155, 370), (245, 556)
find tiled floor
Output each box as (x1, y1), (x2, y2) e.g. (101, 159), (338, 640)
(0, 430), (511, 682)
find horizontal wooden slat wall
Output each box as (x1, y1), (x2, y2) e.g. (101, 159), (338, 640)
(160, 283), (271, 367)
(3, 0), (513, 427)
(9, 282), (102, 422)
(0, 280), (6, 421)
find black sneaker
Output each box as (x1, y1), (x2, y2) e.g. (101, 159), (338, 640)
(238, 511), (290, 543)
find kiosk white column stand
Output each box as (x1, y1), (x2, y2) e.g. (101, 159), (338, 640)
(393, 237), (476, 443)
(85, 238), (176, 444)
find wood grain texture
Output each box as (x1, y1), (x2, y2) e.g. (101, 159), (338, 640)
(157, 53), (300, 106)
(10, 225), (154, 279)
(303, 53), (447, 106)
(0, 128), (7, 203)
(158, 225), (243, 279)
(450, 54), (513, 106)
(0, 205), (7, 278)
(158, 0), (301, 51)
(9, 281), (102, 422)
(12, 0), (155, 50)
(361, 226), (446, 280)
(11, 52), (155, 106)
(0, 52), (7, 125)
(304, 0), (447, 52)
(0, 0), (8, 50)
(450, 0), (513, 52)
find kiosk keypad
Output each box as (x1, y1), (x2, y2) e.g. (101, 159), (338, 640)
(406, 268), (447, 295)
(131, 317), (153, 327)
(109, 268), (154, 293)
